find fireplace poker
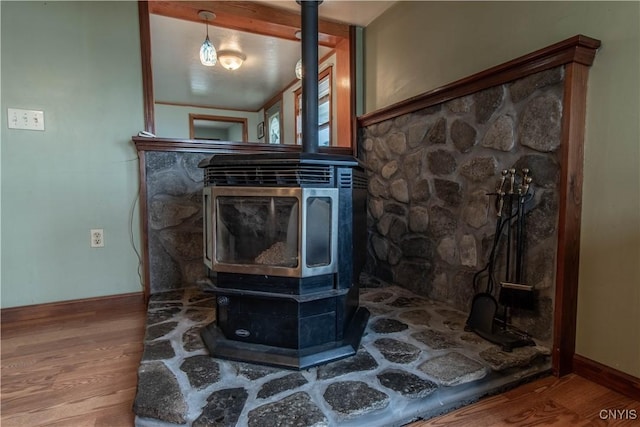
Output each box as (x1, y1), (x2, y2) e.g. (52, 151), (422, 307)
(505, 168), (516, 283)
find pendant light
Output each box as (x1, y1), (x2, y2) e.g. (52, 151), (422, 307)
(198, 11), (217, 67)
(295, 59), (303, 79)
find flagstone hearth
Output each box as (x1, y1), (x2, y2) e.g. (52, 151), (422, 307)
(134, 281), (551, 427)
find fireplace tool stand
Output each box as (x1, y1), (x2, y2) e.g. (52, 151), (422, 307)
(466, 168), (536, 352)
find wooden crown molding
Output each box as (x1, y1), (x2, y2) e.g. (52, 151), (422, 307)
(358, 34), (601, 127)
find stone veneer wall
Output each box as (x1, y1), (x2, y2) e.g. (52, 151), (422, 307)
(359, 67), (565, 342)
(145, 151), (211, 293)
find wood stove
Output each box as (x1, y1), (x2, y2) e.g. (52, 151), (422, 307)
(198, 1), (368, 369)
(199, 153), (369, 369)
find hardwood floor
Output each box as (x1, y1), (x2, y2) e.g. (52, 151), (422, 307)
(2, 298), (638, 426)
(1, 297), (146, 427)
(410, 374), (639, 426)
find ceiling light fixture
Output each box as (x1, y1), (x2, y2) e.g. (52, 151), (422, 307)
(217, 50), (246, 71)
(198, 10), (217, 67)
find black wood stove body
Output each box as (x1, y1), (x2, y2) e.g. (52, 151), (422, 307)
(199, 153), (369, 369)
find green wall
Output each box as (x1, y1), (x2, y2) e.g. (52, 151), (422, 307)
(1, 1), (144, 307)
(364, 1), (640, 377)
(154, 104), (261, 141)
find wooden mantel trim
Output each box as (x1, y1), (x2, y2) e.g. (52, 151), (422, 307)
(358, 34), (601, 127)
(132, 136), (354, 155)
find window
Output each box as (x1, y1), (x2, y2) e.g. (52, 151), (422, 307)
(295, 66), (332, 146)
(264, 99), (283, 144)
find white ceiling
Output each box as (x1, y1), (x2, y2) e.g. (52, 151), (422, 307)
(261, 1), (395, 27)
(151, 1), (395, 111)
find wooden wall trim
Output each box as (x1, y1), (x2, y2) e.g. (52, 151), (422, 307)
(138, 1), (155, 134)
(358, 34), (601, 127)
(132, 136), (354, 155)
(573, 354), (640, 401)
(1, 292), (144, 324)
(553, 61), (591, 376)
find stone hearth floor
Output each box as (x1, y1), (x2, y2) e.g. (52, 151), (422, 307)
(134, 283), (551, 427)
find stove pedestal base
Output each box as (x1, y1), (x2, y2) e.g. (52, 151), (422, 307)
(201, 306), (370, 370)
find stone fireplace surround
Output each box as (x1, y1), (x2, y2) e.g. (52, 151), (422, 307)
(133, 35), (601, 420)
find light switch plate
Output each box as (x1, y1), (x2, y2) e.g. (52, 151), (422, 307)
(8, 108), (45, 131)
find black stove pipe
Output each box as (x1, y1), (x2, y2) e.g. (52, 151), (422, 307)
(299, 0), (321, 154)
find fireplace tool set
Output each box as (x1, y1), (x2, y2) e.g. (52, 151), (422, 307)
(466, 168), (536, 351)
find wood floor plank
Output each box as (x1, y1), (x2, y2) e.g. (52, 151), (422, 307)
(411, 374), (640, 427)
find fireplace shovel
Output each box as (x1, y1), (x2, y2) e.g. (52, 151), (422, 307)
(465, 173), (507, 337)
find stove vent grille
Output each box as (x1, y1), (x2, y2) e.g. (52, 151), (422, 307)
(204, 165), (334, 186)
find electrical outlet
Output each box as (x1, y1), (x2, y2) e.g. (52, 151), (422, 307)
(90, 229), (104, 248)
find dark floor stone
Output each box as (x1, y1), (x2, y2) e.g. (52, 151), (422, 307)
(418, 352), (487, 386)
(374, 338), (421, 363)
(186, 289), (212, 303)
(317, 351), (378, 380)
(133, 361), (187, 424)
(412, 329), (459, 350)
(388, 296), (429, 308)
(257, 373), (308, 399)
(247, 392), (327, 427)
(435, 308), (467, 322)
(180, 355), (220, 389)
(147, 306), (183, 325)
(443, 319), (465, 331)
(398, 309), (432, 326)
(479, 345), (548, 371)
(366, 305), (394, 316)
(233, 362), (280, 380)
(183, 326), (205, 351)
(370, 318), (409, 333)
(361, 291), (394, 303)
(191, 298), (216, 309)
(145, 321), (179, 341)
(184, 308), (213, 323)
(377, 370), (438, 398)
(141, 340), (175, 361)
(149, 290), (184, 302)
(193, 387), (248, 427)
(323, 381), (389, 419)
(460, 332), (486, 345)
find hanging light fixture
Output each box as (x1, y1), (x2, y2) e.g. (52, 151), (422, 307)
(218, 50), (246, 71)
(198, 10), (217, 67)
(294, 30), (303, 79)
(295, 58), (303, 79)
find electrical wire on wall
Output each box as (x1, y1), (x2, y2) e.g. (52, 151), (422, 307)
(129, 190), (144, 291)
